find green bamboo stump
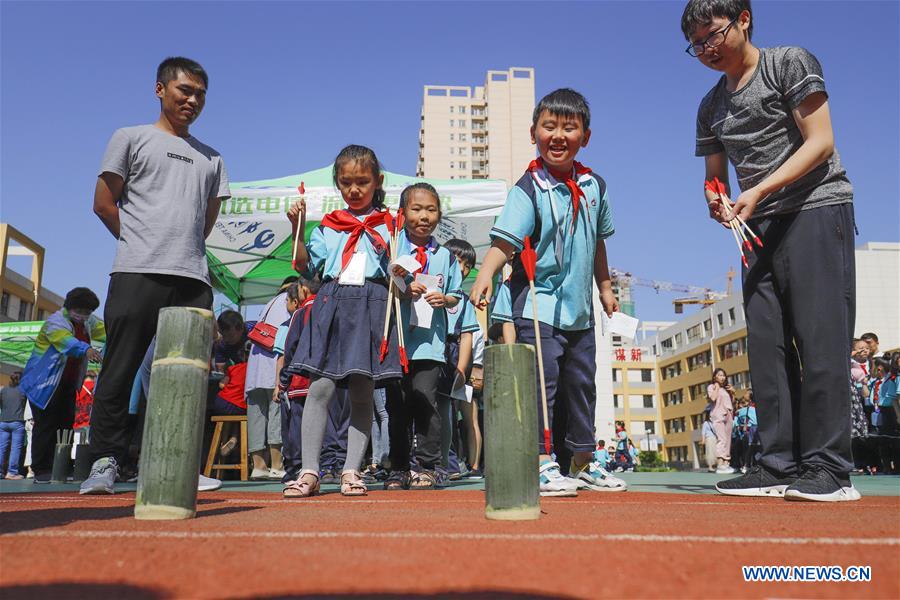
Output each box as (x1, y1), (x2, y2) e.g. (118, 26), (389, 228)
(484, 343), (540, 520)
(135, 307), (213, 520)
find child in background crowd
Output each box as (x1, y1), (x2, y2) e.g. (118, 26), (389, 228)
(701, 407), (718, 472)
(442, 239), (482, 479)
(212, 310), (249, 459)
(286, 144), (401, 497)
(385, 183), (462, 490)
(849, 339), (871, 471)
(593, 440), (612, 472)
(614, 421), (633, 473)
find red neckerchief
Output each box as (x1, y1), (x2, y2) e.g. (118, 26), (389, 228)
(407, 236), (437, 275)
(320, 210), (391, 270)
(860, 361), (868, 375)
(528, 158), (592, 229)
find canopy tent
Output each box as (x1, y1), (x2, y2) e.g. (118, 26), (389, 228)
(206, 165), (507, 305)
(0, 321), (102, 371)
(0, 321), (44, 369)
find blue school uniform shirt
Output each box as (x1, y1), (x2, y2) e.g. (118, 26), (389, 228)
(593, 448), (611, 465)
(304, 210), (392, 280)
(398, 231), (464, 362)
(879, 376), (897, 407)
(447, 295), (480, 337)
(490, 280), (513, 325)
(490, 163), (614, 331)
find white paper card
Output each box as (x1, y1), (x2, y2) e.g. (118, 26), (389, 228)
(388, 254), (422, 292)
(339, 252), (367, 286)
(603, 311), (639, 340)
(410, 273), (440, 329)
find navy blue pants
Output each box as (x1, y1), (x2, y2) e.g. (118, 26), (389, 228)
(514, 319), (597, 455)
(280, 398), (304, 476)
(320, 388), (350, 472)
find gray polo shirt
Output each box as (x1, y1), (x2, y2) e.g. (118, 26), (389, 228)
(100, 125), (231, 284)
(695, 47), (853, 219)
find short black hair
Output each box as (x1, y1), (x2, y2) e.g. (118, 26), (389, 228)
(281, 276), (299, 288)
(157, 57), (209, 89)
(300, 274), (322, 294)
(217, 309), (244, 332)
(285, 282), (301, 303)
(681, 0), (752, 41)
(63, 287), (100, 312)
(443, 238), (476, 269)
(532, 88), (590, 131)
(399, 182), (441, 212)
(860, 332), (879, 343)
(597, 440), (605, 448)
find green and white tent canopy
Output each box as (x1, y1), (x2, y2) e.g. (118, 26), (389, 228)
(207, 165), (508, 306)
(0, 321), (44, 369)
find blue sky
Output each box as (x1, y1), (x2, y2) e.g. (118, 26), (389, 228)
(2, 1), (897, 323)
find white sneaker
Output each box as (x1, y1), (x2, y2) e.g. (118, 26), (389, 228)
(250, 468), (270, 480)
(569, 460), (627, 492)
(539, 461), (579, 497)
(716, 465), (736, 474)
(198, 474), (222, 492)
(79, 457), (118, 495)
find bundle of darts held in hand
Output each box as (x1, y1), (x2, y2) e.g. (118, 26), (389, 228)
(705, 177), (763, 268)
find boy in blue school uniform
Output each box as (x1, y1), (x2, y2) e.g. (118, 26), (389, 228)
(471, 88), (627, 496)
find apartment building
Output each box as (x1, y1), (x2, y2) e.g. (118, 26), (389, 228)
(417, 67), (535, 188)
(652, 294), (750, 469)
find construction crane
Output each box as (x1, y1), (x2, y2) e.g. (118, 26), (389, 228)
(610, 267), (734, 314)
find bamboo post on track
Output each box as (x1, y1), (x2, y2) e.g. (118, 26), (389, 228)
(483, 343), (540, 521)
(135, 307), (214, 520)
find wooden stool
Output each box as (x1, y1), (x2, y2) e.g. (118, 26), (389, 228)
(204, 415), (248, 481)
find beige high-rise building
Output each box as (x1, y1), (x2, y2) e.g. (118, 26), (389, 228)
(417, 67), (535, 188)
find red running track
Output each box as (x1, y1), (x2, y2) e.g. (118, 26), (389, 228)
(1, 490), (898, 599)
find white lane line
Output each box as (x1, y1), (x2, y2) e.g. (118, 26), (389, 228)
(3, 530), (897, 546)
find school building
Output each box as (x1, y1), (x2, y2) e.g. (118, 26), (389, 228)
(417, 67), (535, 188)
(610, 344), (664, 453)
(650, 294), (750, 469)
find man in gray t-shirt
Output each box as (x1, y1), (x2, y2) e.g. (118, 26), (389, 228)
(82, 57), (231, 495)
(682, 1), (858, 502)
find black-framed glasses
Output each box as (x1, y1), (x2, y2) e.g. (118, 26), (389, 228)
(685, 17), (739, 57)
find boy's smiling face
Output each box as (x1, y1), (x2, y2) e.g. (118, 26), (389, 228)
(530, 110), (590, 175)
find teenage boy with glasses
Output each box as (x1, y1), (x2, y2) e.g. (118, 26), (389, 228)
(682, 0), (859, 502)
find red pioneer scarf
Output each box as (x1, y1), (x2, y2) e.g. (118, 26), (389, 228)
(528, 158), (592, 229)
(320, 210), (391, 270)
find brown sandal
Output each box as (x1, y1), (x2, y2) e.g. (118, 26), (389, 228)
(340, 470), (368, 497)
(410, 470), (437, 490)
(283, 470), (320, 498)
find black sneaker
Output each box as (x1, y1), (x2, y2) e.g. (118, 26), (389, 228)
(320, 470), (339, 485)
(784, 464), (862, 502)
(715, 464), (795, 497)
(33, 472), (51, 484)
(465, 468), (484, 480)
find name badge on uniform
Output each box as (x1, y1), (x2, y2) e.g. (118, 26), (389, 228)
(339, 252), (367, 286)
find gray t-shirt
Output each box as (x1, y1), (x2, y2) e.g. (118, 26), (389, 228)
(0, 386), (26, 422)
(695, 47), (853, 218)
(100, 125), (231, 284)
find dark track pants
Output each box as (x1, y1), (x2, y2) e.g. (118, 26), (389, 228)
(743, 203), (855, 477)
(89, 273), (212, 464)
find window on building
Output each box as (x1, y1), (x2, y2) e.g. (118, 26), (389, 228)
(717, 313), (724, 327)
(612, 369), (619, 382)
(661, 362), (682, 380)
(513, 69), (532, 78)
(459, 161), (466, 169)
(641, 369), (652, 382)
(458, 147), (466, 156)
(450, 89), (468, 97)
(686, 323), (703, 343)
(729, 308), (736, 324)
(660, 338), (673, 351)
(458, 120), (466, 128)
(449, 106), (454, 113)
(687, 350), (711, 371)
(37, 309), (47, 320)
(703, 319), (712, 335)
(449, 133), (454, 141)
(643, 395), (654, 408)
(674, 333), (683, 346)
(427, 88), (447, 96)
(613, 395), (621, 408)
(663, 390), (684, 406)
(0, 292), (9, 317)
(718, 337), (748, 360)
(459, 133), (467, 142)
(458, 106), (466, 114)
(491, 73), (508, 81)
(689, 383), (707, 402)
(18, 301), (31, 321)
(449, 120), (454, 127)
(450, 148), (455, 155)
(644, 421), (656, 434)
